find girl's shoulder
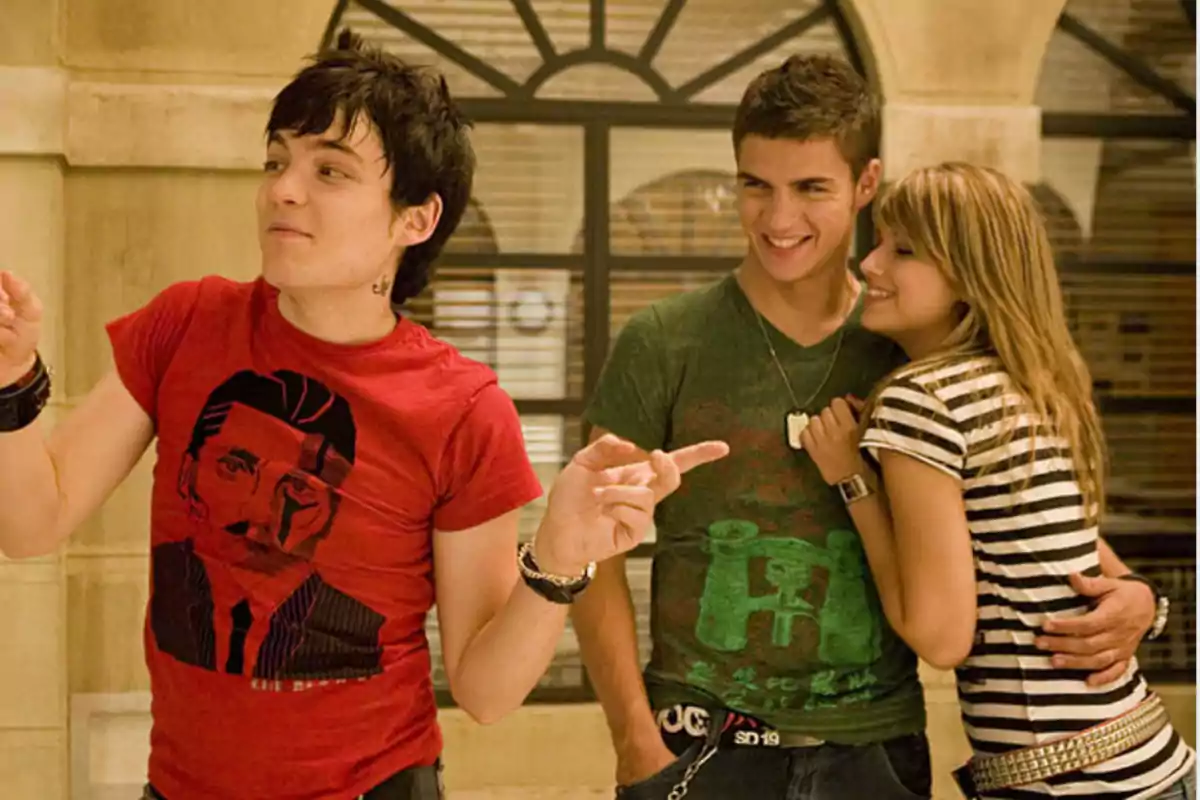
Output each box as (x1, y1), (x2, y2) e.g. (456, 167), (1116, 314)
(886, 351), (1007, 396)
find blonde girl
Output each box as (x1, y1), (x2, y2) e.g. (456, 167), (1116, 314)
(802, 162), (1194, 799)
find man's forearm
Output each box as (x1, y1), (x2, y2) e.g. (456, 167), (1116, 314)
(0, 421), (62, 558)
(571, 556), (661, 750)
(1, 371), (154, 559)
(450, 578), (570, 724)
(1097, 537), (1133, 577)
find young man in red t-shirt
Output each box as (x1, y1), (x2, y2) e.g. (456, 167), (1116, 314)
(0, 31), (726, 800)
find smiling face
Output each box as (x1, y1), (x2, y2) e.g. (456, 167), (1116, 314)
(735, 135), (878, 285)
(859, 226), (963, 356)
(256, 111), (411, 295)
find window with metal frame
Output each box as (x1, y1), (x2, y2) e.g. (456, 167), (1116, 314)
(326, 0), (1196, 702)
(1036, 0), (1195, 684)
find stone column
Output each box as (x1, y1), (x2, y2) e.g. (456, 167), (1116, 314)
(844, 0), (1066, 184)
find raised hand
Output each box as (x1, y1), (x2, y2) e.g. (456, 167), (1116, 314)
(534, 435), (729, 575)
(801, 395), (866, 485)
(0, 271), (44, 387)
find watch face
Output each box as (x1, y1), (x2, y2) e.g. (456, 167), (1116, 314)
(837, 475), (868, 503)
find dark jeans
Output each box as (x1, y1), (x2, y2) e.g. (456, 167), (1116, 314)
(141, 759), (443, 800)
(1151, 769), (1197, 800)
(616, 708), (931, 800)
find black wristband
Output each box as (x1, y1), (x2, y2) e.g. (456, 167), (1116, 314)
(0, 353), (51, 432)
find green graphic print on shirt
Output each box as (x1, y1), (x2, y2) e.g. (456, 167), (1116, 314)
(692, 522), (881, 712)
(585, 275), (926, 744)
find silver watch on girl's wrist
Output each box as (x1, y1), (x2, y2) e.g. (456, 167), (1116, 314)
(834, 473), (874, 505)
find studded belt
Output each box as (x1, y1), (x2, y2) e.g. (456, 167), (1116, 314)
(953, 694), (1169, 797)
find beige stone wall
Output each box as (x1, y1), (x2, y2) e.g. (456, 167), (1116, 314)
(0, 1), (1191, 798)
(1, 4), (330, 797)
(1, 3), (69, 795)
(844, 0), (1063, 182)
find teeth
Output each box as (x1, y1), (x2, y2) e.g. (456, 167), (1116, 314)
(766, 236), (804, 248)
(866, 288), (894, 298)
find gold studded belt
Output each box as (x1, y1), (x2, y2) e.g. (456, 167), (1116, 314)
(953, 694), (1169, 798)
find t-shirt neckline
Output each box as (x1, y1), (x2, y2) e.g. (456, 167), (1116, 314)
(258, 278), (418, 358)
(725, 272), (865, 358)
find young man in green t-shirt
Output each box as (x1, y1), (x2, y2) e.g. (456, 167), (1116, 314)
(572, 55), (1163, 800)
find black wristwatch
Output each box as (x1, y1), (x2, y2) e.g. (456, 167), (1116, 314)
(0, 353), (51, 433)
(517, 541), (595, 604)
(1119, 573), (1170, 641)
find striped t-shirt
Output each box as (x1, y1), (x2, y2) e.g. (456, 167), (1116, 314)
(860, 355), (1194, 799)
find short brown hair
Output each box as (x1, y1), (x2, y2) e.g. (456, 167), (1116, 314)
(733, 55), (880, 177)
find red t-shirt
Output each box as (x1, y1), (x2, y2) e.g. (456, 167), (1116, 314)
(106, 276), (543, 800)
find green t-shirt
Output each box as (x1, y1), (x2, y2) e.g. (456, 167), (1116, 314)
(585, 274), (925, 744)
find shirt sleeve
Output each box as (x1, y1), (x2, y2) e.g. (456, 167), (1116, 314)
(583, 306), (673, 452)
(432, 381), (544, 532)
(860, 378), (967, 481)
(104, 280), (203, 425)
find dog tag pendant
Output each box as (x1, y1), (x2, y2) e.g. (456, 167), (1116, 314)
(785, 410), (810, 451)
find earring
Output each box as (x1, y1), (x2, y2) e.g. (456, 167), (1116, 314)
(372, 276), (392, 297)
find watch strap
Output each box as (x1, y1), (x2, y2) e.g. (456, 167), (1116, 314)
(0, 353), (51, 433)
(517, 541), (595, 604)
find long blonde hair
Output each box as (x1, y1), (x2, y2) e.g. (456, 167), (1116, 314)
(872, 162), (1107, 523)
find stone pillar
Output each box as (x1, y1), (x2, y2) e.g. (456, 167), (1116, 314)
(0, 0), (70, 795)
(843, 0), (1066, 184)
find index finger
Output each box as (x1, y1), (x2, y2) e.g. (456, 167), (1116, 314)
(1042, 606), (1110, 638)
(667, 440), (729, 475)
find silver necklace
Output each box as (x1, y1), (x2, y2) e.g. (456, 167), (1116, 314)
(752, 285), (854, 451)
